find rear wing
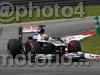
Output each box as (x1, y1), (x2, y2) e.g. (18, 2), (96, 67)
(22, 25), (45, 33)
(18, 25), (45, 42)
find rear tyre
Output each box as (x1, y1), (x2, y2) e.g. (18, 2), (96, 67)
(7, 39), (22, 58)
(31, 42), (41, 62)
(68, 40), (81, 52)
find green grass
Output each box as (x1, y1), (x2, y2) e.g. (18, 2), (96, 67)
(80, 35), (100, 54)
(0, 5), (100, 24)
(85, 5), (100, 16)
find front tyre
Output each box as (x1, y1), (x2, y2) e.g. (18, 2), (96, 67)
(68, 40), (81, 53)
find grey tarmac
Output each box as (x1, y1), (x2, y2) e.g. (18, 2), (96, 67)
(0, 18), (100, 75)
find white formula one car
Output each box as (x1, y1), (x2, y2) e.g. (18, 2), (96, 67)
(7, 25), (85, 62)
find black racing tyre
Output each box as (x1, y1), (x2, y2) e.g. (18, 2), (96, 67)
(7, 39), (22, 58)
(68, 40), (81, 52)
(31, 42), (41, 61)
(25, 42), (31, 54)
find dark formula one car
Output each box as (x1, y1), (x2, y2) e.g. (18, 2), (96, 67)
(7, 25), (84, 62)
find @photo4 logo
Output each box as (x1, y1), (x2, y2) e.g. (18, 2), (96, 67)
(0, 2), (15, 23)
(0, 2), (85, 23)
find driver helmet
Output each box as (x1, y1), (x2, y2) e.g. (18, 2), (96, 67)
(41, 34), (49, 40)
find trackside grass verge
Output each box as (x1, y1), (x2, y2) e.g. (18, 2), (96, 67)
(80, 35), (100, 54)
(0, 5), (100, 24)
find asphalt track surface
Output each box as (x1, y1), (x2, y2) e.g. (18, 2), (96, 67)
(0, 18), (100, 75)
